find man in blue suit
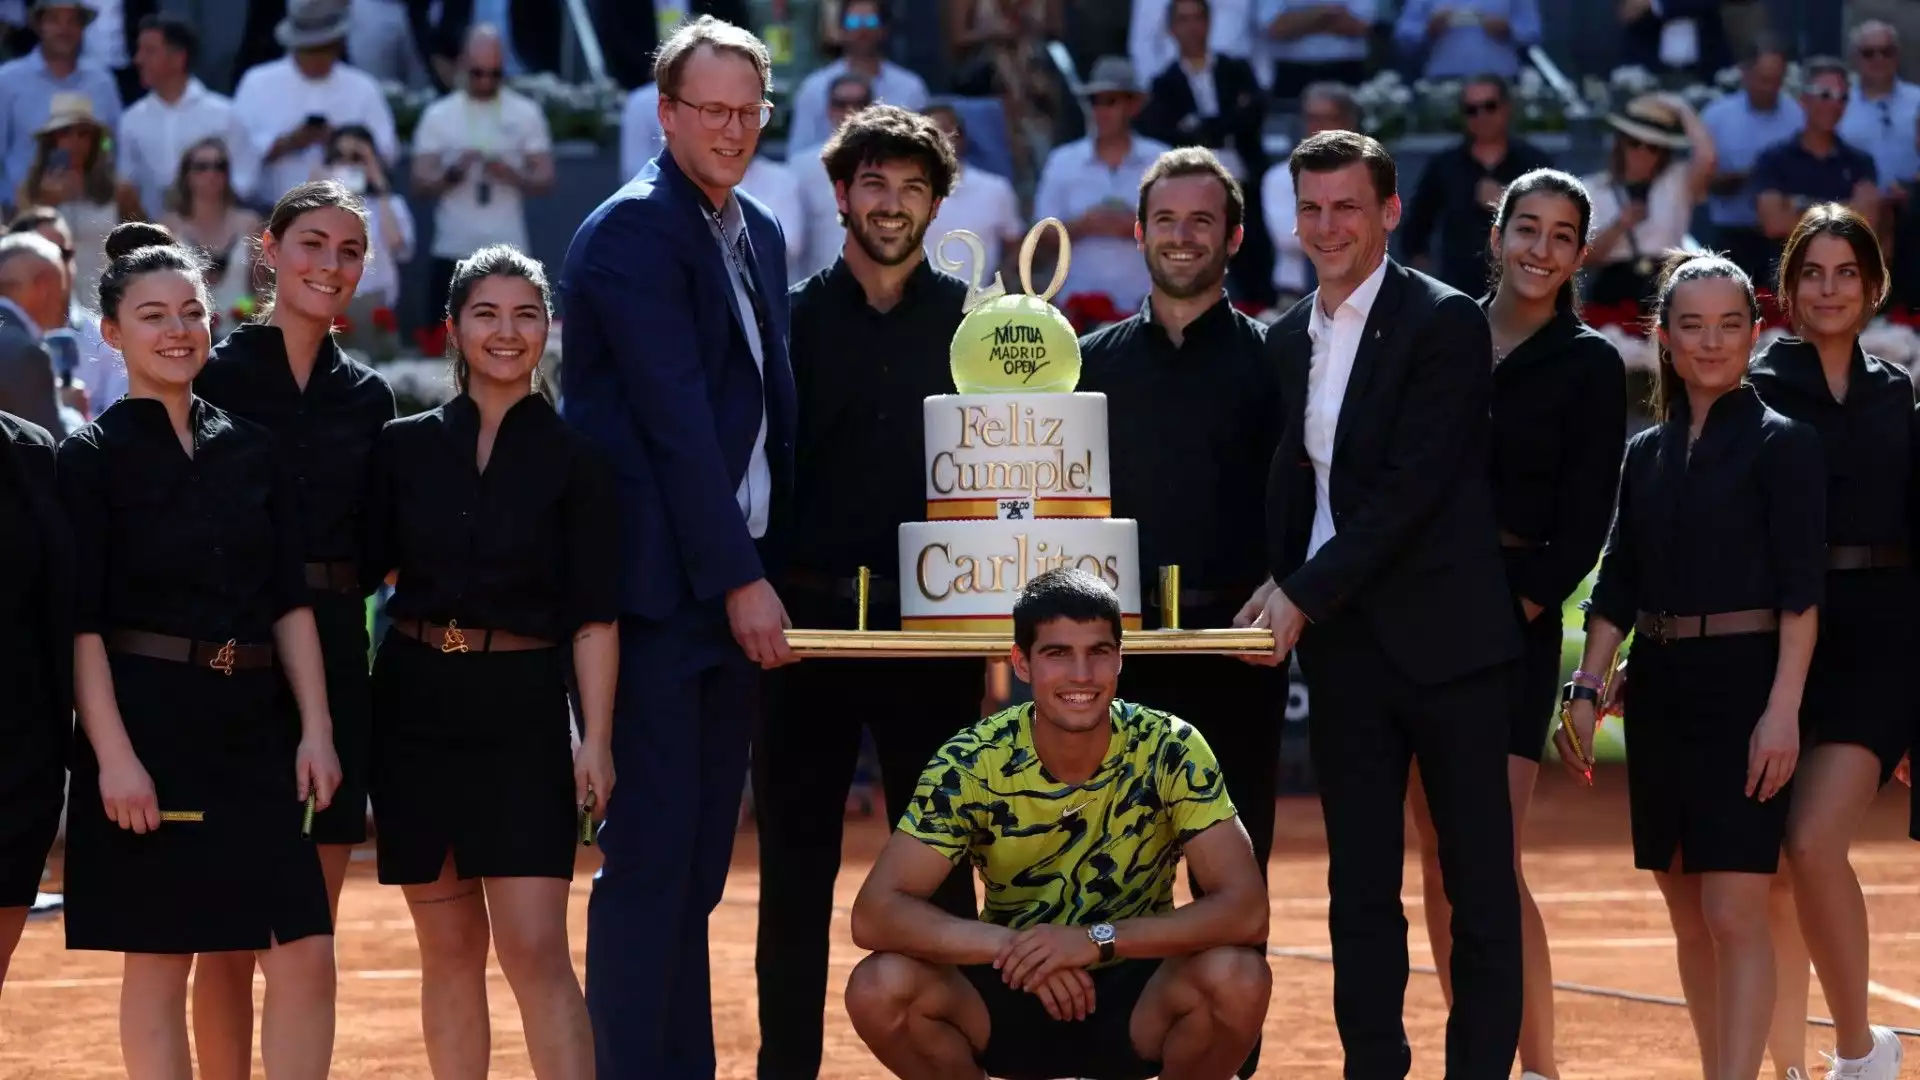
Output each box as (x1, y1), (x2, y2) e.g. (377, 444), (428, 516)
(557, 14), (799, 1078)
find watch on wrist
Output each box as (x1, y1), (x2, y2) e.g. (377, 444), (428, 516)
(1087, 921), (1116, 962)
(1561, 682), (1599, 706)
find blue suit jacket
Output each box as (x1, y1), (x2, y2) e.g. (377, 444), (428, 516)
(559, 150), (796, 624)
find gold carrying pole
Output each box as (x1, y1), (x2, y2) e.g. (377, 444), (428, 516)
(855, 566), (871, 631)
(1159, 565), (1180, 630)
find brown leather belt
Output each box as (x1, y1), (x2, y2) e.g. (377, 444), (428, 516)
(304, 560), (359, 593)
(1499, 530), (1542, 549)
(1634, 609), (1778, 645)
(106, 629), (275, 675)
(1829, 544), (1908, 570)
(784, 569), (900, 603)
(392, 619), (555, 654)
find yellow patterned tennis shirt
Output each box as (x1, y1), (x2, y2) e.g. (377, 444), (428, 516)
(898, 698), (1237, 934)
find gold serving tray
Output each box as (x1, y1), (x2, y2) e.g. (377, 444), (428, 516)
(785, 628), (1276, 658)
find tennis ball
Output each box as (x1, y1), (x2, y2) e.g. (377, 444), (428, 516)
(949, 294), (1081, 395)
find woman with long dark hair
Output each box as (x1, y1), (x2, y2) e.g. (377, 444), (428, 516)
(1746, 203), (1908, 1080)
(188, 178), (393, 1080)
(361, 245), (616, 1079)
(0, 400), (71, 995)
(1558, 252), (1824, 1080)
(1406, 167), (1628, 1080)
(59, 220), (341, 1076)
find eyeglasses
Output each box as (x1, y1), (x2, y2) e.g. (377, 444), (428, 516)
(830, 95), (870, 111)
(668, 95), (774, 131)
(1859, 45), (1896, 59)
(468, 66), (503, 80)
(187, 159), (228, 173)
(1461, 98), (1502, 116)
(843, 12), (881, 30)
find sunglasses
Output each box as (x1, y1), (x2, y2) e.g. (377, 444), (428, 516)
(1805, 84), (1848, 101)
(831, 95), (870, 110)
(1461, 98), (1502, 116)
(843, 12), (880, 30)
(468, 66), (503, 80)
(1090, 93), (1132, 108)
(1859, 45), (1896, 59)
(187, 158), (227, 173)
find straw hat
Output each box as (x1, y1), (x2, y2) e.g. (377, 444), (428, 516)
(36, 92), (103, 137)
(1605, 95), (1689, 150)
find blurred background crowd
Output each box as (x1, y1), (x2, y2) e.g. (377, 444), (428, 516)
(6, 0), (1920, 426)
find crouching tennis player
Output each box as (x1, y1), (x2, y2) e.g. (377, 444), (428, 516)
(843, 567), (1272, 1080)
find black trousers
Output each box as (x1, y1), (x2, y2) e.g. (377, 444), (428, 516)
(1296, 612), (1521, 1080)
(752, 590), (985, 1080)
(1117, 636), (1286, 1079)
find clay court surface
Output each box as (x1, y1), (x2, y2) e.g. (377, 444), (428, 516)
(6, 770), (1920, 1078)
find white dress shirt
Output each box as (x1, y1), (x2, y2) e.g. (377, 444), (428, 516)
(738, 155), (805, 284)
(1030, 134), (1171, 310)
(117, 79), (259, 220)
(704, 192), (770, 539)
(1303, 257), (1387, 558)
(789, 141), (845, 278)
(926, 164), (1024, 281)
(1261, 159), (1307, 293)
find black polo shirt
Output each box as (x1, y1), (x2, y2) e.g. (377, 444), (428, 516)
(1077, 294), (1277, 606)
(783, 257), (971, 580)
(1752, 132), (1878, 207)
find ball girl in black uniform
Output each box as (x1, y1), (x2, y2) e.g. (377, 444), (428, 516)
(0, 403), (70, 992)
(1558, 253), (1824, 1080)
(1407, 168), (1628, 1080)
(189, 179), (394, 1080)
(58, 222), (342, 1075)
(1746, 204), (1909, 1080)
(361, 245), (617, 1079)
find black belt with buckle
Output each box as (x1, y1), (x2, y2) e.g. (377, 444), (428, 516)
(106, 629), (276, 675)
(1634, 608), (1778, 645)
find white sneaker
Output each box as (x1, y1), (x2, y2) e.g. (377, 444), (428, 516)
(1823, 1026), (1904, 1079)
(1521, 1072), (1555, 1080)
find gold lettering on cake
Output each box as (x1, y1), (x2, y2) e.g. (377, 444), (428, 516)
(913, 535), (1124, 600)
(928, 449), (1096, 498)
(955, 405), (1069, 449)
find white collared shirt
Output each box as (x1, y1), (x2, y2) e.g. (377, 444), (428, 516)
(231, 57), (400, 204)
(412, 87), (552, 259)
(925, 164), (1024, 279)
(117, 79), (259, 222)
(703, 192), (771, 540)
(1031, 134), (1172, 310)
(1303, 257), (1388, 558)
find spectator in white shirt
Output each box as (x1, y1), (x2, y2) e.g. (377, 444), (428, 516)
(159, 135), (261, 323)
(1839, 21), (1920, 212)
(409, 24), (553, 325)
(1257, 0), (1375, 96)
(792, 72), (874, 277)
(1031, 56), (1169, 312)
(116, 14), (256, 223)
(231, 0), (399, 205)
(1262, 80), (1354, 307)
(786, 0), (928, 151)
(620, 80), (665, 180)
(314, 124), (411, 341)
(921, 100), (1023, 285)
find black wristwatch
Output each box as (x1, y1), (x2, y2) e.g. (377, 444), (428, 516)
(1087, 922), (1115, 962)
(1561, 682), (1599, 705)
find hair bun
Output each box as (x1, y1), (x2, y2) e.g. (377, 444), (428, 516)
(104, 221), (178, 262)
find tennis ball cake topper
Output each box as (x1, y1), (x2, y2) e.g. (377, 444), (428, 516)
(937, 218), (1081, 395)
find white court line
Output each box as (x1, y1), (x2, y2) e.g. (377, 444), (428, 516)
(1868, 981), (1920, 1011)
(1271, 882), (1920, 910)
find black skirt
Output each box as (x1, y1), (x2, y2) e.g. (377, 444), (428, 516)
(1802, 568), (1913, 783)
(368, 632), (576, 885)
(0, 741), (62, 908)
(1506, 601), (1566, 763)
(64, 654), (331, 953)
(1622, 632), (1791, 875)
(304, 593), (371, 845)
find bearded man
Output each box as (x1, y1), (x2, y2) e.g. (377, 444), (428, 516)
(1075, 144), (1285, 1079)
(750, 102), (986, 1080)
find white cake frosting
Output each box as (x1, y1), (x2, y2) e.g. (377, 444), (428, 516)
(901, 390), (1141, 631)
(922, 393), (1111, 520)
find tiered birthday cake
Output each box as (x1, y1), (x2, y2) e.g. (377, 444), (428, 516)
(897, 227), (1140, 632)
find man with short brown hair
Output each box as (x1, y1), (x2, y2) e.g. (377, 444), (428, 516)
(559, 14), (798, 1078)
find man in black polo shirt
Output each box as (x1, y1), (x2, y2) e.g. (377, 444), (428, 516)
(753, 104), (982, 1080)
(1755, 55), (1880, 249)
(1077, 144), (1285, 1080)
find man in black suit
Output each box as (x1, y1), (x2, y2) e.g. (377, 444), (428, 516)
(1238, 129), (1522, 1079)
(1137, 0), (1274, 307)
